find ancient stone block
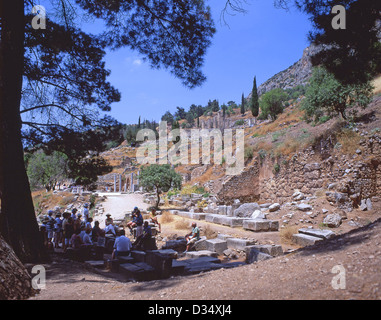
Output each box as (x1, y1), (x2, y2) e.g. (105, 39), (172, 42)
(226, 238), (256, 250)
(243, 219), (270, 232)
(205, 238), (228, 254)
(292, 233), (323, 246)
(244, 244), (283, 257)
(298, 228), (335, 240)
(233, 203), (261, 217)
(245, 248), (273, 264)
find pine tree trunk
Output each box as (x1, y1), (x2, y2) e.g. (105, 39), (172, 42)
(0, 0), (48, 262)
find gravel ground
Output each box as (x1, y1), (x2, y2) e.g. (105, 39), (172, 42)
(94, 192), (149, 228)
(29, 216), (381, 301)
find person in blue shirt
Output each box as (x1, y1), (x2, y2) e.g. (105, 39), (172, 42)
(53, 212), (63, 249)
(127, 207), (143, 238)
(112, 229), (132, 259)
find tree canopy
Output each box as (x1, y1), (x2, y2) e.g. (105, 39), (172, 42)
(259, 88), (288, 121)
(295, 0), (381, 84)
(302, 67), (373, 121)
(250, 76), (259, 118)
(0, 0), (216, 262)
(139, 164), (182, 208)
(26, 150), (68, 191)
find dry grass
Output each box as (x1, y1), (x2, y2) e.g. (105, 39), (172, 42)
(174, 218), (190, 230)
(31, 190), (85, 217)
(279, 225), (299, 245)
(252, 140), (273, 153)
(336, 128), (362, 155)
(274, 137), (300, 158)
(250, 107), (304, 137)
(191, 166), (224, 185)
(159, 210), (174, 224)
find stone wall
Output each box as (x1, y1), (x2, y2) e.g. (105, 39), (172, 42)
(216, 160), (260, 205)
(216, 132), (381, 208)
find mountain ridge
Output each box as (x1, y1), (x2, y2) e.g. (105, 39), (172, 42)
(248, 45), (319, 99)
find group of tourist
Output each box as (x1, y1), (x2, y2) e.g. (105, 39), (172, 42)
(39, 205), (161, 256)
(39, 203), (102, 252)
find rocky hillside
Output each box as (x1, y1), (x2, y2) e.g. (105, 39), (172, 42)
(254, 45), (318, 96)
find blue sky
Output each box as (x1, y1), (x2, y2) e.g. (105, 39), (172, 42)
(100, 0), (312, 125)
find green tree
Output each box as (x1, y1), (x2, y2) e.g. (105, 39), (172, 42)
(185, 112), (195, 126)
(206, 99), (219, 113)
(27, 151), (68, 192)
(221, 104), (227, 118)
(228, 1), (381, 84)
(250, 76), (259, 120)
(241, 93), (245, 115)
(175, 106), (187, 120)
(0, 0), (214, 262)
(294, 0), (381, 85)
(161, 111), (174, 125)
(172, 120), (180, 130)
(259, 88), (288, 121)
(302, 67), (373, 121)
(139, 164), (182, 208)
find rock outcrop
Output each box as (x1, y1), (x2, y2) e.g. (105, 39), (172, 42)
(254, 45), (319, 97)
(0, 236), (37, 300)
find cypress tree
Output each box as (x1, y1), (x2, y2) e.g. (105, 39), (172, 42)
(250, 76), (259, 119)
(241, 93), (245, 115)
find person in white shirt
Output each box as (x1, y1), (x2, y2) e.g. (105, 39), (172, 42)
(82, 229), (93, 245)
(112, 229), (132, 259)
(83, 203), (90, 222)
(104, 223), (116, 236)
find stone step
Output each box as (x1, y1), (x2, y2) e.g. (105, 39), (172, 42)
(118, 255), (135, 264)
(162, 239), (187, 251)
(205, 214), (248, 227)
(245, 249), (273, 264)
(298, 228), (335, 240)
(148, 249), (178, 259)
(244, 244), (283, 257)
(292, 233), (323, 247)
(226, 238), (256, 250)
(177, 256), (222, 275)
(131, 250), (147, 262)
(185, 250), (218, 259)
(175, 211), (207, 220)
(243, 219), (279, 232)
(119, 262), (155, 281)
(205, 238), (228, 254)
(185, 262), (222, 274)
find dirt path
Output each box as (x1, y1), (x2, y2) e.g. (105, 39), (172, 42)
(94, 192), (149, 228)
